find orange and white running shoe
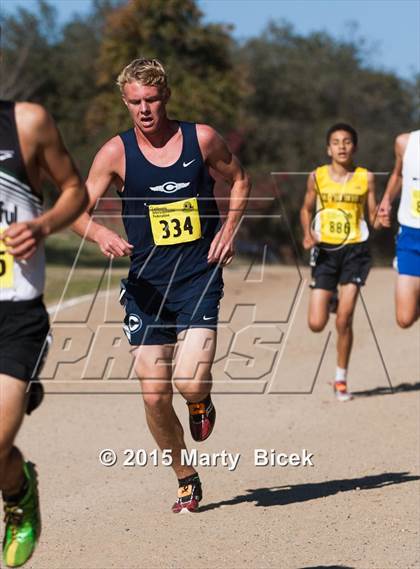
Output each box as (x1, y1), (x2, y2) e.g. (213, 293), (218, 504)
(172, 475), (202, 514)
(334, 381), (353, 402)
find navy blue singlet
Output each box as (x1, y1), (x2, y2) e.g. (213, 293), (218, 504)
(119, 121), (222, 296)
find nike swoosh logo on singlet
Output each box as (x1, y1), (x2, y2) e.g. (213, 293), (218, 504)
(0, 150), (15, 161)
(183, 159), (196, 167)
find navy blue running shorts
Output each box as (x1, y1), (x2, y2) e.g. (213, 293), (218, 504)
(120, 278), (223, 346)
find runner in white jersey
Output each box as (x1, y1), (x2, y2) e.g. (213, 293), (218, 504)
(378, 130), (420, 328)
(0, 100), (87, 568)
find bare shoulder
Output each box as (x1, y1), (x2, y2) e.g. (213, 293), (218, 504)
(196, 123), (220, 141)
(306, 171), (316, 188)
(196, 123), (226, 158)
(96, 136), (124, 162)
(395, 132), (410, 155)
(366, 170), (375, 182)
(15, 102), (54, 136)
(15, 101), (49, 122)
(90, 135), (125, 178)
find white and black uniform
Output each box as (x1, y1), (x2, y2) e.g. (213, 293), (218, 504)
(0, 101), (49, 383)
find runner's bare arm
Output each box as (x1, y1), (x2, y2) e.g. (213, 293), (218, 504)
(300, 173), (317, 249)
(197, 125), (251, 265)
(72, 137), (133, 257)
(3, 104), (88, 260)
(378, 134), (408, 227)
(366, 172), (380, 228)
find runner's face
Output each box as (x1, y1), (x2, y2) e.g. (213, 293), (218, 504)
(122, 83), (169, 134)
(327, 130), (356, 165)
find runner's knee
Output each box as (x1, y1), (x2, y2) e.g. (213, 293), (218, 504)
(173, 367), (212, 399)
(308, 315), (327, 333)
(142, 391), (172, 412)
(396, 311), (416, 329)
(336, 313), (352, 334)
(176, 380), (209, 402)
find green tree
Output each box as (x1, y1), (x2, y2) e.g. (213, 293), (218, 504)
(236, 22), (418, 262)
(239, 22), (416, 176)
(0, 1), (57, 101)
(87, 0), (242, 137)
(45, 1), (121, 172)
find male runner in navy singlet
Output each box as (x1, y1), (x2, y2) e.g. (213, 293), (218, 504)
(73, 58), (250, 513)
(0, 100), (87, 567)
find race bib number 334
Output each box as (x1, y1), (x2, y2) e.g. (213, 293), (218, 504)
(149, 197), (202, 246)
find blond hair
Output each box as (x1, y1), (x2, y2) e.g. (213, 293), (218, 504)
(116, 58), (168, 93)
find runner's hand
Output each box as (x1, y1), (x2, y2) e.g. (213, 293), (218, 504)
(94, 226), (133, 258)
(376, 200), (392, 227)
(2, 221), (44, 260)
(302, 234), (317, 250)
(208, 224), (235, 266)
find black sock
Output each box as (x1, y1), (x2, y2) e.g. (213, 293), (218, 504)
(2, 477), (29, 504)
(178, 473), (200, 487)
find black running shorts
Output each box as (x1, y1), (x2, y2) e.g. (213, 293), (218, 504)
(0, 296), (50, 382)
(310, 241), (372, 291)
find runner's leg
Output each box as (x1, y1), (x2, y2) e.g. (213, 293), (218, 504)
(0, 375), (28, 495)
(335, 284), (359, 369)
(173, 328), (216, 402)
(395, 275), (420, 328)
(308, 289), (333, 332)
(134, 344), (196, 479)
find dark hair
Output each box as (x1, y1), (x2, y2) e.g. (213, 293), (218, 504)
(326, 123), (358, 146)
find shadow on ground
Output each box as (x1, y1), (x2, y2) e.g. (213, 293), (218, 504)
(353, 381), (420, 398)
(300, 565), (355, 569)
(200, 471), (419, 512)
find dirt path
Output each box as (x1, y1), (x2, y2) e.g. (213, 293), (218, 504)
(15, 266), (419, 569)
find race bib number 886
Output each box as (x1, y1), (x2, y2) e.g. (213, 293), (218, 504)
(320, 208), (352, 242)
(149, 197), (202, 246)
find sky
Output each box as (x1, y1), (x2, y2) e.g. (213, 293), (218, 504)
(1, 0), (419, 79)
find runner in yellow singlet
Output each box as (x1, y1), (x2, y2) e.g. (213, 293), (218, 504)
(300, 123), (379, 401)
